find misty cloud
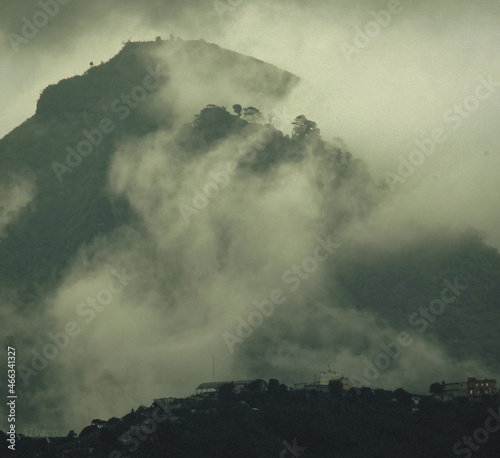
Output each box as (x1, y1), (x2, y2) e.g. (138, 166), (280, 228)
(1, 0), (499, 436)
(0, 178), (35, 237)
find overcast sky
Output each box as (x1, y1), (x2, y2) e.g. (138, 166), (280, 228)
(2, 0), (500, 432)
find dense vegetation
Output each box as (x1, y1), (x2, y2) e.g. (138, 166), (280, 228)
(4, 383), (500, 457)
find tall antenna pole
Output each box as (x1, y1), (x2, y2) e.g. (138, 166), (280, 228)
(212, 355), (215, 382)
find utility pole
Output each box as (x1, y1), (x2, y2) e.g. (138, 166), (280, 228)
(212, 355), (215, 382)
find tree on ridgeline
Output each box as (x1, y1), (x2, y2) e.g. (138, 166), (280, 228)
(291, 115), (320, 141)
(429, 382), (444, 395)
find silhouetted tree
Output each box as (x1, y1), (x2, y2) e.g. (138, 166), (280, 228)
(193, 105), (233, 129)
(267, 378), (288, 396)
(191, 105), (237, 145)
(429, 382), (444, 395)
(233, 104), (242, 116)
(79, 425), (99, 438)
(107, 417), (121, 426)
(394, 388), (413, 411)
(358, 387), (375, 404)
(91, 419), (105, 429)
(291, 115), (320, 140)
(248, 379), (263, 392)
(242, 106), (264, 122)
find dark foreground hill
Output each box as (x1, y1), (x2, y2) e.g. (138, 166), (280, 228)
(4, 383), (500, 458)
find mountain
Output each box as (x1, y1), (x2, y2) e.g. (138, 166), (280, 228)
(0, 38), (299, 296)
(1, 38), (499, 435)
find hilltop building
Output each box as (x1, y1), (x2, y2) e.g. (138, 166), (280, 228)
(440, 377), (497, 400)
(294, 369), (350, 393)
(442, 381), (468, 399)
(466, 377), (497, 395)
(195, 379), (268, 395)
